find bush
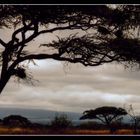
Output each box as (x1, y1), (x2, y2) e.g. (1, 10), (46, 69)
(50, 114), (72, 129)
(2, 115), (31, 127)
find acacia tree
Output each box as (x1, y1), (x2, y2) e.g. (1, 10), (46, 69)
(1, 5), (140, 94)
(80, 106), (127, 133)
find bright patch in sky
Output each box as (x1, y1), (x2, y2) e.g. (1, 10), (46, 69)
(27, 60), (62, 70)
(101, 93), (132, 103)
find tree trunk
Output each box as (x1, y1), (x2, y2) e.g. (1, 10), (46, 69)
(133, 119), (138, 134)
(106, 122), (116, 134)
(0, 73), (11, 94)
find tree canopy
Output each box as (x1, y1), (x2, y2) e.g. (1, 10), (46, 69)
(0, 5), (140, 94)
(80, 106), (127, 132)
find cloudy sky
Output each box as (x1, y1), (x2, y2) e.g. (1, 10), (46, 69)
(1, 11), (140, 115)
(1, 58), (140, 114)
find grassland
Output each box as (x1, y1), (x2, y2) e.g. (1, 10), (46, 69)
(0, 126), (138, 135)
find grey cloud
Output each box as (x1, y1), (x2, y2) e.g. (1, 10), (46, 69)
(1, 27), (140, 114)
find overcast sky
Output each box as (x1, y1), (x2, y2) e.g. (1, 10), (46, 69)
(1, 59), (140, 114)
(1, 16), (140, 115)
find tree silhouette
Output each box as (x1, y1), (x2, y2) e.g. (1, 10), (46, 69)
(126, 104), (140, 134)
(80, 106), (127, 133)
(50, 114), (72, 129)
(0, 5), (140, 94)
(3, 115), (31, 127)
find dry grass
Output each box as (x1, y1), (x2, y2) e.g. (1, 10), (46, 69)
(0, 126), (49, 135)
(0, 126), (137, 135)
(65, 129), (110, 135)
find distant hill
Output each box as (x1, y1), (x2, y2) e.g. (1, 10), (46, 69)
(0, 107), (83, 125)
(0, 107), (133, 125)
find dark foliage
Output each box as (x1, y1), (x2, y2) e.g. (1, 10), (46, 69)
(80, 106), (127, 133)
(0, 5), (140, 94)
(2, 115), (31, 127)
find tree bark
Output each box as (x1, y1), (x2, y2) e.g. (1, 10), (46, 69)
(0, 72), (11, 94)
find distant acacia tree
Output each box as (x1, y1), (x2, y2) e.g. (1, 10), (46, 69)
(1, 5), (140, 94)
(2, 115), (31, 127)
(80, 106), (127, 133)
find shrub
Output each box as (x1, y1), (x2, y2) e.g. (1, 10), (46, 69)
(50, 114), (72, 129)
(2, 115), (31, 127)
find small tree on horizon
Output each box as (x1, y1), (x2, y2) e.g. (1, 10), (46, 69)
(80, 106), (128, 133)
(50, 114), (72, 130)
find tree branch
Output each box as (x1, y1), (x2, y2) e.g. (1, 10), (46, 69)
(95, 116), (106, 124)
(12, 22), (33, 41)
(15, 53), (115, 67)
(38, 25), (78, 35)
(12, 24), (80, 50)
(0, 39), (6, 47)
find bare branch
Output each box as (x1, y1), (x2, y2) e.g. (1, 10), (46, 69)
(38, 24), (81, 35)
(95, 116), (106, 124)
(12, 24), (81, 51)
(14, 53), (118, 67)
(0, 39), (6, 48)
